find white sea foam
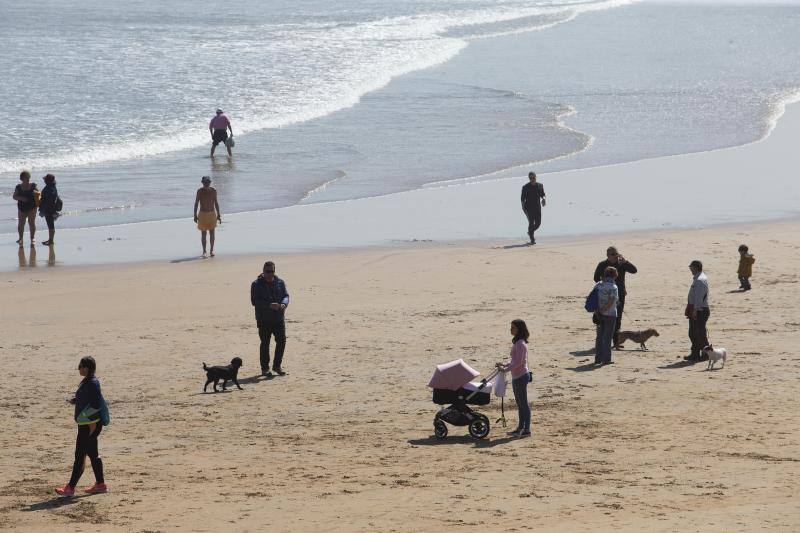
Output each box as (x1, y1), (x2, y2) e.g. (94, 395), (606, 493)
(763, 89), (800, 140)
(0, 0), (637, 175)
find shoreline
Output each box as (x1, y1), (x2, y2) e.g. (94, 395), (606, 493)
(4, 2), (799, 232)
(3, 101), (800, 273)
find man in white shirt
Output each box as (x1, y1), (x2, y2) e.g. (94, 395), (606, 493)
(684, 260), (710, 362)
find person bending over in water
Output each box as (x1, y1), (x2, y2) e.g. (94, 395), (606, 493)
(194, 176), (221, 257)
(209, 108), (233, 157)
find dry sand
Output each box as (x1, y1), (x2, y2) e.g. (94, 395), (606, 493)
(1, 219), (799, 532)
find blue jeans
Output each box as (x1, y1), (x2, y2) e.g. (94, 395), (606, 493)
(595, 314), (616, 364)
(511, 373), (532, 431)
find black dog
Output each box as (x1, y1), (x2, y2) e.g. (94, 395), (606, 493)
(203, 357), (243, 392)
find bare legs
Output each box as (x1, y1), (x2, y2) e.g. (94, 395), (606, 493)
(210, 141), (232, 158)
(201, 230), (216, 257)
(17, 209), (35, 245)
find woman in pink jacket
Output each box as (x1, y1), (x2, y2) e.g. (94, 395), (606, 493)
(496, 319), (531, 437)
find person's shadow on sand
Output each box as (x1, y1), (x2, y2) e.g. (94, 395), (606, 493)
(23, 496), (85, 512)
(567, 362), (601, 372)
(170, 256), (206, 264)
(500, 243), (533, 250)
(237, 374), (273, 385)
(659, 360), (698, 369)
(569, 348), (596, 357)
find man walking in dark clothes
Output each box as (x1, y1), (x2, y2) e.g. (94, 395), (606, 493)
(520, 171), (546, 244)
(593, 246), (637, 349)
(251, 261), (290, 377)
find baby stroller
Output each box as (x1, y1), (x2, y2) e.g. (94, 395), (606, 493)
(427, 359), (500, 439)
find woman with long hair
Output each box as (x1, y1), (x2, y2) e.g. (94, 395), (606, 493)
(496, 319), (532, 438)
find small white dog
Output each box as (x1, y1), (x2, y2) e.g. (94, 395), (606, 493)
(702, 345), (727, 370)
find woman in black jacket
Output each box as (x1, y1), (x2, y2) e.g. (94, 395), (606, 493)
(56, 356), (108, 497)
(38, 174), (60, 246)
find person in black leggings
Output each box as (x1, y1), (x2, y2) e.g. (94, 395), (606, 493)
(56, 356), (108, 497)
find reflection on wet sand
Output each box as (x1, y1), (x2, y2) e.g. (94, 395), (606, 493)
(210, 158), (235, 173)
(18, 245), (37, 268)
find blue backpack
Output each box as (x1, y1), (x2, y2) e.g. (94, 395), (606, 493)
(99, 396), (111, 426)
(584, 284), (599, 313)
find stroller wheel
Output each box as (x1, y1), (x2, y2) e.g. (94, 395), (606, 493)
(468, 415), (490, 439)
(433, 419), (448, 439)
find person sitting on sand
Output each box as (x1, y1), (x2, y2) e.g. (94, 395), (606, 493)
(209, 108), (233, 157)
(194, 176), (221, 257)
(496, 319), (532, 438)
(12, 170), (38, 246)
(56, 356), (109, 497)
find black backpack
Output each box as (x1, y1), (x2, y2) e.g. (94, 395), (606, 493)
(55, 196), (63, 212)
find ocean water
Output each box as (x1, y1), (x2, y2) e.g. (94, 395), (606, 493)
(1, 0), (798, 229)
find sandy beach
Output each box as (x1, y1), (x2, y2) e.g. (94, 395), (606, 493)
(3, 1), (800, 531)
(2, 217), (799, 532)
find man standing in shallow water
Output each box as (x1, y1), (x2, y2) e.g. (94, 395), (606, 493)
(209, 109), (233, 157)
(194, 176), (221, 257)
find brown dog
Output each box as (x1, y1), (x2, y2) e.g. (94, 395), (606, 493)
(617, 329), (659, 350)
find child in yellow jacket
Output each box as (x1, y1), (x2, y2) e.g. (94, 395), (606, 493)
(738, 244), (755, 290)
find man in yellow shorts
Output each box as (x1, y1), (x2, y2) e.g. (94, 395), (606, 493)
(193, 176), (221, 257)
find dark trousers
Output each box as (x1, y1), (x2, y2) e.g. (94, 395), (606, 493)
(688, 308), (710, 357)
(595, 314), (616, 364)
(525, 209), (541, 240)
(511, 373), (532, 431)
(44, 213), (56, 230)
(68, 424), (104, 488)
(258, 321), (286, 371)
(613, 294), (626, 346)
(738, 276), (751, 290)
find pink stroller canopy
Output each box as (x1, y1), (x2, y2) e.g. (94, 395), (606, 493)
(427, 359), (480, 391)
